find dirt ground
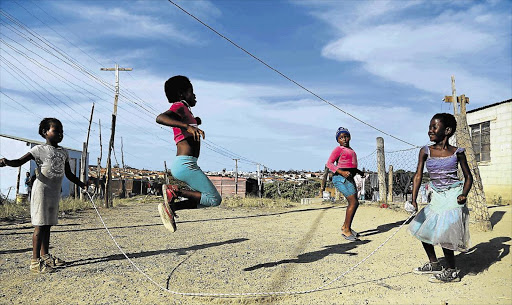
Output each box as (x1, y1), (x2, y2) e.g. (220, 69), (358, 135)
(0, 197), (511, 305)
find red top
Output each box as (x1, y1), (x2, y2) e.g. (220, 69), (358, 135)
(169, 101), (198, 144)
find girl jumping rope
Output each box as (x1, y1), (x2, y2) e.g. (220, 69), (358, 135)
(326, 127), (366, 241)
(156, 75), (222, 232)
(0, 118), (86, 273)
(408, 113), (473, 283)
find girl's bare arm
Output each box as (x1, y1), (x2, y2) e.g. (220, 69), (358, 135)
(457, 151), (473, 204)
(0, 152), (34, 167)
(411, 147), (427, 210)
(65, 162), (85, 188)
(156, 110), (204, 141)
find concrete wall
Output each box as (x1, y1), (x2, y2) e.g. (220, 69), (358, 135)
(467, 101), (512, 204)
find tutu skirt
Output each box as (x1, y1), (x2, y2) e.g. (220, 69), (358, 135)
(408, 183), (470, 252)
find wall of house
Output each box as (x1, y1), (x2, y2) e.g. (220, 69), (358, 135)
(467, 102), (512, 204)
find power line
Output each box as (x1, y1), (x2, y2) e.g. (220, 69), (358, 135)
(167, 0), (416, 147)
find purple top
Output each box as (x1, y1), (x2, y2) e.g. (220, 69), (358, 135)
(425, 145), (465, 190)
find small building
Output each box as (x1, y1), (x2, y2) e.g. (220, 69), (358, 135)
(0, 134), (88, 200)
(467, 99), (512, 204)
(208, 176), (258, 198)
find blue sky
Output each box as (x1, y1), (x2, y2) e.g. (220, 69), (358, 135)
(0, 0), (510, 173)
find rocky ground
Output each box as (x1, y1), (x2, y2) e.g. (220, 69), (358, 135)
(0, 197), (510, 305)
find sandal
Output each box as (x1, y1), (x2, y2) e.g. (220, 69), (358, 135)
(341, 233), (360, 241)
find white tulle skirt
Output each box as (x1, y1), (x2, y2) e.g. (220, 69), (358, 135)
(408, 183), (470, 252)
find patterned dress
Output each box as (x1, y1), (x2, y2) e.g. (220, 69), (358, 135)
(29, 144), (69, 226)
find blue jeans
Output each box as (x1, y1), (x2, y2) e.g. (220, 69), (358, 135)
(332, 175), (357, 198)
(170, 156), (222, 207)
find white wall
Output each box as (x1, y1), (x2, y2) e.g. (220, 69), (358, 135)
(467, 101), (512, 204)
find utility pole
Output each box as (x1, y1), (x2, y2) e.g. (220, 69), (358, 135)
(97, 119), (102, 198)
(233, 159), (239, 195)
(80, 103), (94, 200)
(121, 137), (125, 169)
(101, 64), (132, 208)
(444, 75), (491, 231)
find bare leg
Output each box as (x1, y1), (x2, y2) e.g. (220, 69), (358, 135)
(173, 189), (201, 210)
(32, 226), (43, 259)
(442, 247), (455, 269)
(341, 194), (359, 236)
(422, 242), (438, 263)
(40, 225), (51, 256)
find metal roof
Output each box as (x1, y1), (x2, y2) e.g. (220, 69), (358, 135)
(0, 133), (83, 152)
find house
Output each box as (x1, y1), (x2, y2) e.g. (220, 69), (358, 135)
(207, 176), (259, 198)
(0, 134), (88, 200)
(466, 99), (512, 204)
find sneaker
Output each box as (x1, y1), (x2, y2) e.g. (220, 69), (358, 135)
(162, 184), (179, 204)
(160, 185), (179, 232)
(158, 202), (177, 232)
(413, 261), (443, 275)
(429, 268), (460, 283)
(30, 258), (54, 274)
(42, 254), (66, 268)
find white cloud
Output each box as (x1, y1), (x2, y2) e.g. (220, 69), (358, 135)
(302, 0), (512, 105)
(51, 2), (199, 44)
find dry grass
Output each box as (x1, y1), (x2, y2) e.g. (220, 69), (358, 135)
(0, 195), (144, 220)
(0, 195), (297, 220)
(221, 196), (296, 209)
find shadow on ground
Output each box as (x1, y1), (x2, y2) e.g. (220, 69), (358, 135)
(358, 219), (409, 237)
(244, 240), (371, 271)
(456, 236), (511, 278)
(66, 238), (249, 268)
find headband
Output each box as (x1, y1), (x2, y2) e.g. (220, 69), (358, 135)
(336, 127), (350, 141)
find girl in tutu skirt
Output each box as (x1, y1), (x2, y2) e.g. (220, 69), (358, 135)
(408, 113), (473, 283)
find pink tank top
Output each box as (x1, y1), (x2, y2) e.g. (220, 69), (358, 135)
(326, 146), (358, 173)
(169, 101), (198, 144)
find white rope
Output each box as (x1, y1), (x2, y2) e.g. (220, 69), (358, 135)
(85, 192), (416, 298)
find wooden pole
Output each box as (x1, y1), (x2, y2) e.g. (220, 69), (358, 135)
(80, 103), (94, 200)
(320, 166), (329, 197)
(164, 161), (169, 185)
(234, 159), (239, 195)
(387, 165), (393, 203)
(376, 137), (387, 203)
(101, 64), (132, 208)
(15, 166), (21, 202)
(97, 119), (102, 198)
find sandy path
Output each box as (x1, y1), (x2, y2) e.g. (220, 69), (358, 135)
(0, 198), (511, 305)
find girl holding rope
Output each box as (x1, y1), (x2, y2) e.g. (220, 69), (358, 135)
(408, 113), (473, 283)
(156, 75), (221, 233)
(0, 118), (86, 273)
(326, 127), (366, 241)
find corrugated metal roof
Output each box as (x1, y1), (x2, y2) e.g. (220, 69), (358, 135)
(0, 133), (83, 152)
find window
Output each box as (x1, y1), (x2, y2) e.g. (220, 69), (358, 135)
(470, 121), (490, 162)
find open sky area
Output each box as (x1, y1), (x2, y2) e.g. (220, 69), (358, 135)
(1, 0), (511, 173)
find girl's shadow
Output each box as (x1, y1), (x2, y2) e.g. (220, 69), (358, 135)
(454, 237), (511, 279)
